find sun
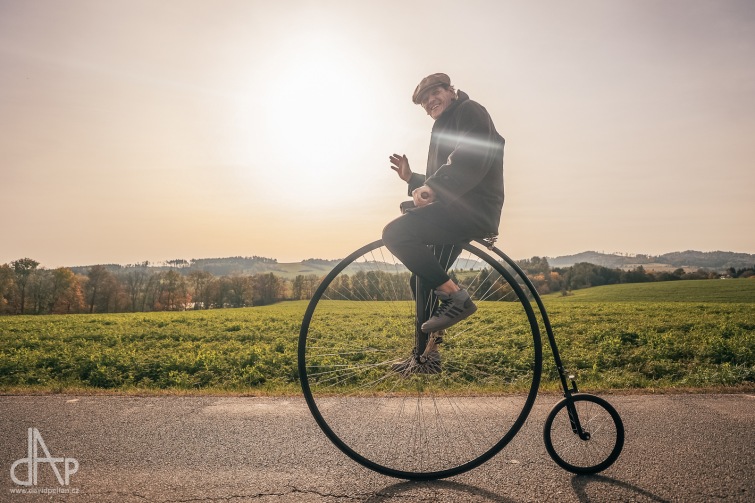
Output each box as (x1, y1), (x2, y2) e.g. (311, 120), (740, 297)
(253, 32), (379, 209)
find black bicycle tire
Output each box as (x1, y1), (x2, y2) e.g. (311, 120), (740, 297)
(543, 393), (625, 474)
(298, 239), (543, 480)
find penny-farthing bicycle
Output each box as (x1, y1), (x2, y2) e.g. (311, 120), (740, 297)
(298, 231), (624, 480)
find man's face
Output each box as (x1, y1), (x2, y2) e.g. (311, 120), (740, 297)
(420, 86), (456, 120)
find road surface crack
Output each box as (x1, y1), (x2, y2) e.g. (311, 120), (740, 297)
(152, 485), (367, 502)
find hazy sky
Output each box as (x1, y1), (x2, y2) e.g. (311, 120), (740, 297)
(2, 0), (754, 267)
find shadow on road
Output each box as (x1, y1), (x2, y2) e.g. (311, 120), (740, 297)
(571, 474), (669, 502)
(364, 479), (514, 502)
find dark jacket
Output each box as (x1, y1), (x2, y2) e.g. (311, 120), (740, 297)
(407, 91), (505, 235)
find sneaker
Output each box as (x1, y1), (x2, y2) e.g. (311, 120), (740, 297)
(421, 289), (477, 333)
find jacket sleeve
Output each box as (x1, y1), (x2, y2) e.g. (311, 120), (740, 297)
(424, 101), (502, 202)
(407, 172), (426, 196)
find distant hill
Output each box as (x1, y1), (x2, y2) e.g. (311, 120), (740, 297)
(546, 250), (755, 272)
(656, 251), (755, 269)
(66, 249), (754, 277)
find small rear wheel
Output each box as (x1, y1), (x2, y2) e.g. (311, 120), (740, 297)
(543, 393), (624, 474)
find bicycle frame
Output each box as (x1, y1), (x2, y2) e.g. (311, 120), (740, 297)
(408, 240), (590, 439)
(483, 241), (590, 439)
(299, 237), (623, 476)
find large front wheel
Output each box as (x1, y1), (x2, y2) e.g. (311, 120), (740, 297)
(298, 239), (542, 480)
(543, 393), (625, 474)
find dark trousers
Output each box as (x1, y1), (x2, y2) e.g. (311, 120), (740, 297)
(382, 203), (483, 290)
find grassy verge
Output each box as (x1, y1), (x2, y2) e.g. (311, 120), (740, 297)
(0, 304), (306, 394)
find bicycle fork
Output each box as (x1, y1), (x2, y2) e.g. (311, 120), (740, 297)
(565, 393), (591, 441)
(560, 374), (592, 441)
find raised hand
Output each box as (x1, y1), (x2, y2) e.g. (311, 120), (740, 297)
(389, 154), (412, 182)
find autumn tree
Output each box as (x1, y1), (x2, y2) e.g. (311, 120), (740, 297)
(252, 273), (282, 306)
(329, 275), (352, 300)
(122, 269), (149, 312)
(228, 275), (253, 308)
(621, 265), (652, 283)
(48, 268), (85, 314)
(0, 264), (16, 314)
(517, 256), (551, 277)
(562, 262), (621, 290)
(291, 275), (305, 300)
(207, 276), (232, 308)
(157, 270), (189, 310)
(11, 258), (39, 314)
(187, 270), (212, 309)
(28, 269), (50, 314)
(85, 265), (114, 313)
(291, 274), (321, 300)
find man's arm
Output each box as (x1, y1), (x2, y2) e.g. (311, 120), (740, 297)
(407, 172), (426, 195)
(389, 153), (427, 195)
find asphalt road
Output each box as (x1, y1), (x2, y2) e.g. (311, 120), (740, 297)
(0, 393), (752, 502)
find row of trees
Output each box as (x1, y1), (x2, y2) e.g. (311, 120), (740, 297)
(518, 256), (754, 295)
(0, 259), (290, 315)
(2, 257), (752, 315)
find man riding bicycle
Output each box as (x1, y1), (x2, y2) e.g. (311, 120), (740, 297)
(382, 73), (505, 372)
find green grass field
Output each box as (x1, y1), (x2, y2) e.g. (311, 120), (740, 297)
(548, 278), (755, 303)
(0, 279), (752, 394)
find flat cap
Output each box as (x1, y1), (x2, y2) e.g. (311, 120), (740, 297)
(412, 73), (451, 104)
